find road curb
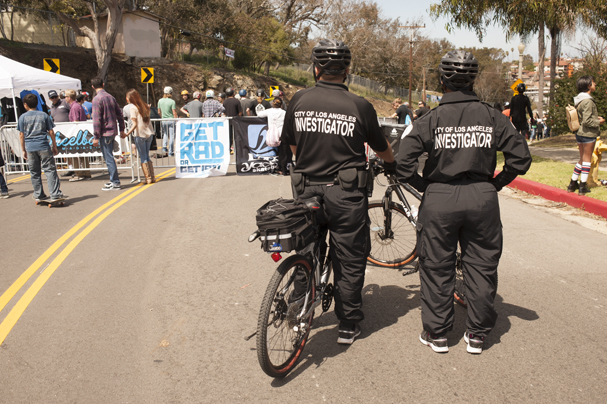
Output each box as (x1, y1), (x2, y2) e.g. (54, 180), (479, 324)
(503, 173), (607, 219)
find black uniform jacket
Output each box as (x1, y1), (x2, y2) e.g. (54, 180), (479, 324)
(396, 91), (531, 185)
(282, 81), (388, 177)
(510, 93), (533, 125)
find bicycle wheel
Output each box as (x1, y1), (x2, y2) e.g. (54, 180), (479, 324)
(367, 201), (417, 267)
(257, 254), (315, 378)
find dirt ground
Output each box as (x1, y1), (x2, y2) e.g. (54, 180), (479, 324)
(0, 42), (393, 115)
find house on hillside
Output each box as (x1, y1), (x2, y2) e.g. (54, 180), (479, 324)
(76, 10), (162, 59)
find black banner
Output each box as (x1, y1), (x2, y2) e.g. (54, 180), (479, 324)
(232, 117), (278, 175)
(381, 124), (406, 160)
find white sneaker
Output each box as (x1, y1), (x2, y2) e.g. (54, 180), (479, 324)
(102, 183), (121, 191)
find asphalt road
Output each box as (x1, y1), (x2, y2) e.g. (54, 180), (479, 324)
(1, 165), (606, 403)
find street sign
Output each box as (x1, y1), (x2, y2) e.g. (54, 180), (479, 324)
(43, 58), (60, 74)
(266, 85), (279, 101)
(141, 67), (154, 84)
(511, 79), (523, 95)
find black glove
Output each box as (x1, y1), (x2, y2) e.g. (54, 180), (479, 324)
(383, 160), (397, 175)
(491, 169), (518, 191)
(409, 172), (428, 193)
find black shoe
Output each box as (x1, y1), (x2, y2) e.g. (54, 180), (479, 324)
(464, 330), (484, 354)
(337, 323), (361, 345)
(566, 180), (579, 193)
(419, 330), (448, 353)
(579, 182), (591, 195)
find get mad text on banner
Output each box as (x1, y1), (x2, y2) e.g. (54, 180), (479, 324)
(176, 118), (230, 178)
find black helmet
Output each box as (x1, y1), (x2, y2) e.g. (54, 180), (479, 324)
(225, 87), (234, 97)
(311, 39), (351, 82)
(516, 83), (526, 93)
(438, 50), (479, 91)
(256, 88), (266, 97)
(218, 92), (226, 99)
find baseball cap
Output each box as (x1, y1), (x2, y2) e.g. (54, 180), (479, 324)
(181, 90), (189, 95)
(48, 90), (58, 98)
(206, 90), (214, 98)
(272, 89), (280, 97)
(164, 86), (173, 94)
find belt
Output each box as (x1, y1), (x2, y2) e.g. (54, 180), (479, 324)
(306, 175), (338, 186)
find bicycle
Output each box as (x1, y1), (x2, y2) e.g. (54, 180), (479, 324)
(247, 197), (334, 378)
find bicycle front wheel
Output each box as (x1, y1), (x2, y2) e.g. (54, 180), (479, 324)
(257, 255), (315, 378)
(367, 201), (417, 267)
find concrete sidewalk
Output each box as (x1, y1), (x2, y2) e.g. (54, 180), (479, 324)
(528, 146), (607, 170)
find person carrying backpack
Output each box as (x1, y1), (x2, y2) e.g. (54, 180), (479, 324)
(567, 75), (605, 195)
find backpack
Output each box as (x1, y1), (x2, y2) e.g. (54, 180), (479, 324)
(566, 104), (580, 132)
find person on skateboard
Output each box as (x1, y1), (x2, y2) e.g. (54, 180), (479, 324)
(18, 94), (68, 203)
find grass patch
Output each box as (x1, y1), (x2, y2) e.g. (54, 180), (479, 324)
(268, 70), (308, 87)
(497, 152), (607, 202)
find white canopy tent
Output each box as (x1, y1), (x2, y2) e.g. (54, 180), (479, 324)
(0, 54), (82, 122)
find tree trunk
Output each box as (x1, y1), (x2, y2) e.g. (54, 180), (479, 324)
(537, 24), (545, 119)
(9, 7), (15, 41)
(264, 61), (270, 75)
(549, 26), (559, 105)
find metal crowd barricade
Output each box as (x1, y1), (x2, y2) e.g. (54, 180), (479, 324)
(0, 122), (137, 182)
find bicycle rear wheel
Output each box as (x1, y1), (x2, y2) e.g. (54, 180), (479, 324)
(257, 255), (315, 378)
(454, 254), (499, 308)
(367, 201), (417, 267)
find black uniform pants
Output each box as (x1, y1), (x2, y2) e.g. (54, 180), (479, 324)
(278, 142), (293, 174)
(298, 184), (370, 326)
(416, 181), (502, 337)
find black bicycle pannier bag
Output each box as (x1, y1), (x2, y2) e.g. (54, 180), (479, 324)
(255, 198), (316, 253)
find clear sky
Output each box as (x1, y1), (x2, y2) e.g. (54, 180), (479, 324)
(372, 0), (583, 62)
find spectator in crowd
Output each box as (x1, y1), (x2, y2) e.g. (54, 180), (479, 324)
(502, 101), (511, 118)
(77, 94), (90, 119)
(202, 90), (225, 118)
(240, 89), (254, 115)
(390, 97), (413, 125)
(249, 88), (272, 116)
(0, 148), (8, 198)
(49, 90), (73, 176)
(218, 92), (226, 104)
(180, 90), (190, 116)
(257, 98), (289, 174)
(18, 94), (67, 201)
(125, 89), (155, 184)
(271, 89), (287, 110)
(235, 93), (241, 100)
(65, 89), (91, 182)
(567, 75), (605, 195)
(510, 83), (533, 138)
(543, 112), (551, 138)
(123, 96), (139, 169)
(158, 86), (178, 156)
(222, 88), (243, 117)
(493, 102), (502, 111)
(81, 92), (93, 119)
(182, 91), (204, 118)
(91, 77), (126, 191)
(414, 100), (430, 120)
(223, 88), (243, 154)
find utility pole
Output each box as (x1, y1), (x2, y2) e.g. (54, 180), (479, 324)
(400, 24), (425, 106)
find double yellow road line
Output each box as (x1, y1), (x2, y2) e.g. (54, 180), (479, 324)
(0, 168), (176, 344)
(6, 174), (29, 184)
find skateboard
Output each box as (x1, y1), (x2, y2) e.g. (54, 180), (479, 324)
(35, 197), (67, 208)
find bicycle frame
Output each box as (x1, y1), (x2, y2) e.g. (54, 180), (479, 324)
(381, 174), (422, 231)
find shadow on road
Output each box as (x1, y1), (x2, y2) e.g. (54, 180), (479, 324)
(271, 283), (419, 386)
(450, 294), (539, 350)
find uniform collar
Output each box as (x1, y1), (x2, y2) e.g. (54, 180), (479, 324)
(439, 90), (479, 105)
(315, 80), (349, 91)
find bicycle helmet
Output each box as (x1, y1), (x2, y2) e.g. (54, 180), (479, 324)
(206, 90), (214, 98)
(164, 86), (173, 94)
(311, 39), (351, 82)
(516, 83), (526, 93)
(218, 92), (226, 99)
(438, 50), (479, 91)
(225, 88), (234, 97)
(239, 89), (247, 97)
(256, 88), (266, 98)
(181, 90), (189, 95)
(504, 101), (510, 108)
